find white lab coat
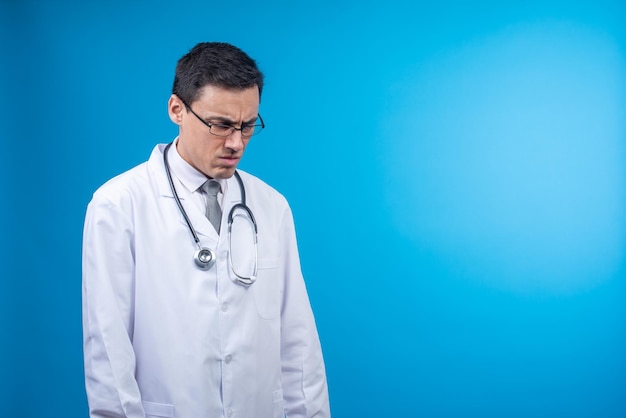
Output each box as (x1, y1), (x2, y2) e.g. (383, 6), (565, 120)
(82, 143), (330, 418)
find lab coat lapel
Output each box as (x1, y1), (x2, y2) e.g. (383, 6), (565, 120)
(224, 174), (244, 219)
(149, 143), (220, 242)
(178, 193), (219, 241)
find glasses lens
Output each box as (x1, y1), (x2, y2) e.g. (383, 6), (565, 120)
(247, 124), (264, 137)
(239, 119), (263, 137)
(209, 124), (235, 137)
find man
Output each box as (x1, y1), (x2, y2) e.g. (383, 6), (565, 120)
(82, 42), (330, 418)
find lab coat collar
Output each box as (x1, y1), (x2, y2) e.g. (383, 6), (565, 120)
(149, 141), (243, 241)
(166, 138), (228, 196)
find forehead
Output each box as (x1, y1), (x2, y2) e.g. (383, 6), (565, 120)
(193, 84), (260, 112)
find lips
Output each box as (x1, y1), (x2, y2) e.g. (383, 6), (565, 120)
(219, 156), (240, 166)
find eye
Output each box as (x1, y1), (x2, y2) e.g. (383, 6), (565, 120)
(211, 124), (234, 135)
(241, 125), (256, 135)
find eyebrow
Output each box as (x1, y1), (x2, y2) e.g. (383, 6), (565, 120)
(206, 115), (259, 126)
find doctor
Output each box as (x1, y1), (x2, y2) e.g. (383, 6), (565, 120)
(82, 42), (330, 418)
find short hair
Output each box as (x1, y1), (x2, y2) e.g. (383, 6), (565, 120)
(172, 42), (264, 105)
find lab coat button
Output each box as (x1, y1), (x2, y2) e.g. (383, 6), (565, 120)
(227, 409), (233, 417)
(221, 303), (228, 312)
(225, 354), (232, 364)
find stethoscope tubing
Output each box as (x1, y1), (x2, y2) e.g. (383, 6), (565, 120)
(163, 142), (258, 284)
(164, 143), (204, 248)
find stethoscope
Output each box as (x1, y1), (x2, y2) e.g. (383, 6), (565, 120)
(163, 142), (258, 285)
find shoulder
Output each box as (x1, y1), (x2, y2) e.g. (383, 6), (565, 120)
(88, 145), (164, 209)
(235, 169), (289, 207)
(234, 169), (294, 222)
(91, 162), (150, 207)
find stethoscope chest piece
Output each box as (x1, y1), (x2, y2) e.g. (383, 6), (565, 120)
(194, 247), (216, 270)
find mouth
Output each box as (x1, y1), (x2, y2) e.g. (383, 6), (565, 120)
(219, 155), (240, 166)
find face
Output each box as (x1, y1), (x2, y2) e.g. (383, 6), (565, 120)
(168, 84), (260, 179)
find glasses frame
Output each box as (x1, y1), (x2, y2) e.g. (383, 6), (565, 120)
(180, 98), (264, 138)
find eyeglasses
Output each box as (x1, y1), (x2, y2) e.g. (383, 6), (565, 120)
(181, 99), (264, 138)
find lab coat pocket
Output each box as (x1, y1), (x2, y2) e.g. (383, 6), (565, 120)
(253, 257), (281, 319)
(142, 400), (174, 417)
(273, 389), (285, 418)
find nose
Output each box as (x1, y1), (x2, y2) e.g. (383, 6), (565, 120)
(224, 130), (245, 152)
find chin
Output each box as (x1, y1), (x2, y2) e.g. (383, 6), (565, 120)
(212, 168), (236, 179)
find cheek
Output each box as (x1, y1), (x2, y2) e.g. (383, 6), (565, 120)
(199, 142), (221, 162)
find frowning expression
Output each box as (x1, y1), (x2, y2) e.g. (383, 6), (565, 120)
(168, 84), (260, 179)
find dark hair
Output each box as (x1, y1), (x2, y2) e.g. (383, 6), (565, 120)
(172, 42), (264, 105)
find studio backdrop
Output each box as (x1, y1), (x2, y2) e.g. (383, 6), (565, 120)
(1, 0), (625, 417)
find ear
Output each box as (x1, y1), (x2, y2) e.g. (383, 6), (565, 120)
(168, 94), (185, 125)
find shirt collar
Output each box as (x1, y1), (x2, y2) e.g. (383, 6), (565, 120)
(167, 138), (227, 194)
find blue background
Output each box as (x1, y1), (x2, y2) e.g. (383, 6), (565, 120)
(1, 1), (625, 417)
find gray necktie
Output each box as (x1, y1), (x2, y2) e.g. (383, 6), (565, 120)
(202, 180), (222, 234)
